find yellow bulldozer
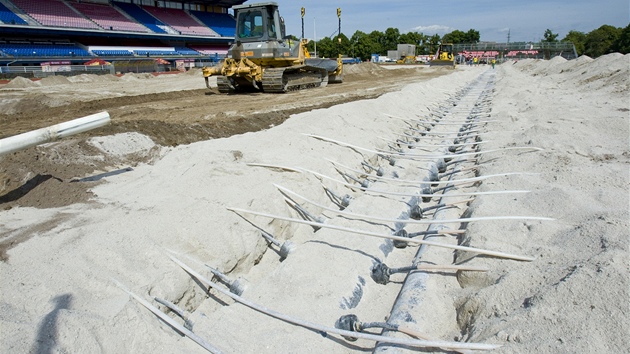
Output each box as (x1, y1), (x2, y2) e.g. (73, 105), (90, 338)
(429, 43), (456, 67)
(396, 55), (416, 64)
(202, 2), (343, 93)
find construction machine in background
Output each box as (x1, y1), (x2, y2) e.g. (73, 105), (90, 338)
(396, 55), (416, 64)
(429, 43), (456, 67)
(202, 2), (343, 93)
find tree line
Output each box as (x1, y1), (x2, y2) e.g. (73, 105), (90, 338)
(303, 23), (629, 60)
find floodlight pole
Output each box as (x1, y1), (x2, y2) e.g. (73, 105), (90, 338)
(314, 17), (317, 57)
(337, 8), (341, 57)
(301, 7), (305, 39)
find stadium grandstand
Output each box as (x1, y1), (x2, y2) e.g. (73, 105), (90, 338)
(454, 42), (578, 61)
(0, 0), (245, 77)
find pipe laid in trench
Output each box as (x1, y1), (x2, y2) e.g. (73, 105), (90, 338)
(0, 111), (110, 156)
(168, 254), (501, 351)
(374, 73), (496, 353)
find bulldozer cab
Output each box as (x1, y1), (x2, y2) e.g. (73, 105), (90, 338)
(437, 44), (454, 59)
(430, 43), (456, 66)
(235, 2), (285, 42)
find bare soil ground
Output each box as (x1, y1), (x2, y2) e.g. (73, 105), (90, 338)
(0, 64), (449, 213)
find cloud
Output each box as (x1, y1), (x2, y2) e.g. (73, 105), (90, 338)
(410, 25), (455, 36)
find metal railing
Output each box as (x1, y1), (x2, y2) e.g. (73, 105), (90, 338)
(0, 59), (220, 78)
(0, 64), (114, 75)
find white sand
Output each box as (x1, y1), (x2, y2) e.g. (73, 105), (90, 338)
(0, 55), (628, 353)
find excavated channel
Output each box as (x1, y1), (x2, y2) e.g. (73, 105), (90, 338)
(374, 69), (497, 352)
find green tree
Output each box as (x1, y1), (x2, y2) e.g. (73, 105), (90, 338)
(442, 30), (466, 43)
(336, 32), (350, 57)
(543, 29), (559, 42)
(367, 30), (386, 55)
(442, 29), (479, 44)
(464, 29), (480, 43)
(562, 30), (586, 55)
(349, 30), (382, 61)
(316, 36), (336, 58)
(428, 34), (441, 55)
(399, 31), (426, 55)
(612, 23), (630, 54)
(348, 30), (364, 58)
(383, 27), (400, 51)
(584, 25), (622, 57)
(416, 33), (430, 54)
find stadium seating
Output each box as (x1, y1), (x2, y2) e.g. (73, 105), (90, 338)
(113, 2), (167, 34)
(0, 42), (91, 57)
(189, 45), (228, 56)
(0, 2), (27, 25)
(507, 50), (539, 57)
(92, 49), (133, 57)
(0, 2), (234, 61)
(461, 50), (500, 57)
(90, 46), (199, 57)
(174, 47), (201, 56)
(11, 0), (100, 29)
(69, 1), (148, 33)
(190, 11), (235, 37)
(134, 49), (179, 57)
(141, 6), (216, 36)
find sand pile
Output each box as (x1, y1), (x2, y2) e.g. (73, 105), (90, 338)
(87, 132), (160, 159)
(0, 54), (627, 353)
(184, 67), (202, 76)
(3, 76), (40, 89)
(67, 73), (120, 84)
(119, 72), (152, 81)
(461, 54), (628, 352)
(343, 61), (388, 76)
(39, 75), (71, 86)
(66, 74), (96, 83)
(513, 54), (630, 93)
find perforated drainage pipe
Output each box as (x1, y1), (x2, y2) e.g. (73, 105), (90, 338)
(374, 70), (497, 353)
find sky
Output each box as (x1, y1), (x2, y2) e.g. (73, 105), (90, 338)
(249, 0), (630, 43)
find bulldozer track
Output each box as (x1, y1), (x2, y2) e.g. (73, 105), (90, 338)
(262, 67), (328, 93)
(217, 76), (236, 94)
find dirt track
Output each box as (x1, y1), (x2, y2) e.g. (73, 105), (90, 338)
(0, 64), (448, 144)
(0, 64), (450, 211)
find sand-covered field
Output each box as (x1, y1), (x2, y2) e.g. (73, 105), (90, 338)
(0, 55), (628, 353)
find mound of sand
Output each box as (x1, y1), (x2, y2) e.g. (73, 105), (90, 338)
(3, 76), (40, 89)
(87, 132), (159, 158)
(343, 61), (387, 76)
(184, 67), (202, 76)
(513, 54), (630, 93)
(66, 74), (95, 83)
(118, 72), (156, 81)
(39, 75), (71, 86)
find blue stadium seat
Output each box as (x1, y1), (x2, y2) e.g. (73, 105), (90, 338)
(92, 49), (133, 57)
(0, 2), (27, 25)
(190, 11), (235, 37)
(0, 43), (90, 57)
(113, 2), (166, 34)
(174, 47), (200, 56)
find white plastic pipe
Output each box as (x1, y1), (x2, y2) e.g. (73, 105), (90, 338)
(0, 111), (110, 156)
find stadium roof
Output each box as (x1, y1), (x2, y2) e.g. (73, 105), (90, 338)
(180, 0), (248, 7)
